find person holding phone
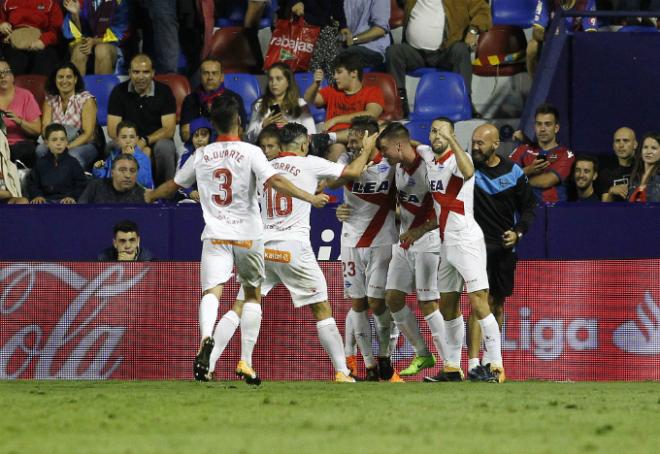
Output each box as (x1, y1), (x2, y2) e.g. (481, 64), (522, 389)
(245, 62), (316, 143)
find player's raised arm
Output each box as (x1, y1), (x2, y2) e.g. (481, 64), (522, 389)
(268, 174), (330, 208)
(438, 123), (474, 180)
(145, 179), (180, 203)
(326, 130), (379, 189)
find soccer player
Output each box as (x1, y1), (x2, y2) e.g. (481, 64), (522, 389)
(394, 118), (505, 383)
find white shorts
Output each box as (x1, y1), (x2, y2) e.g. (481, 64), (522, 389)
(237, 240), (328, 308)
(438, 239), (489, 294)
(386, 245), (440, 301)
(200, 239), (265, 292)
(341, 245), (392, 299)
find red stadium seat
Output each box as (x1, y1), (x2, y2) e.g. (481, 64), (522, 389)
(473, 25), (527, 77)
(208, 27), (261, 73)
(154, 74), (192, 121)
(362, 72), (404, 121)
(14, 74), (47, 107)
(389, 0), (405, 29)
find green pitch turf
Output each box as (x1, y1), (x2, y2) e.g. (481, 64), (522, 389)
(1, 381), (659, 453)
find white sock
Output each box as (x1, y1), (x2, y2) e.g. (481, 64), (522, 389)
(317, 318), (350, 375)
(478, 313), (503, 368)
(389, 321), (400, 356)
(424, 310), (448, 364)
(209, 310), (240, 373)
(344, 309), (357, 356)
(468, 357), (480, 372)
(240, 302), (262, 367)
(373, 309), (393, 357)
(392, 306), (430, 357)
(199, 294), (219, 339)
(443, 315), (465, 368)
(352, 310), (376, 368)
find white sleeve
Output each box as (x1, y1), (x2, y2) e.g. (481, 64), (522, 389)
(308, 155), (345, 180)
(245, 100), (265, 144)
(173, 152), (196, 188)
(250, 146), (280, 185)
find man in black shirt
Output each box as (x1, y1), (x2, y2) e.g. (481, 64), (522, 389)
(468, 123), (536, 373)
(600, 127), (636, 202)
(98, 220), (154, 261)
(571, 155), (601, 202)
(78, 154), (146, 204)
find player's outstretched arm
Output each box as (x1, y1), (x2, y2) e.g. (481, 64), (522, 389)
(145, 179), (180, 203)
(269, 174), (330, 208)
(326, 131), (378, 188)
(438, 125), (474, 180)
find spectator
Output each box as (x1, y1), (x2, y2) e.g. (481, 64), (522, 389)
(386, 0), (491, 116)
(28, 123), (87, 204)
(340, 0), (391, 67)
(62, 0), (130, 76)
(510, 104), (575, 203)
(257, 123), (282, 161)
(628, 132), (660, 203)
(176, 117), (214, 203)
(107, 54), (177, 185)
(601, 127), (637, 202)
(0, 0), (63, 76)
(0, 130), (28, 204)
(98, 219), (154, 261)
(93, 120), (154, 189)
(37, 62), (99, 170)
(246, 62), (316, 143)
(78, 153), (146, 203)
(243, 0), (269, 68)
(0, 59), (42, 168)
(180, 58), (246, 142)
(138, 0), (179, 74)
(570, 155), (601, 202)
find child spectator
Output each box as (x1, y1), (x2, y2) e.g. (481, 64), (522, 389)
(176, 117), (214, 203)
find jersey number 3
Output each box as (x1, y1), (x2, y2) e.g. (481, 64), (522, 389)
(266, 186), (292, 218)
(212, 168), (232, 206)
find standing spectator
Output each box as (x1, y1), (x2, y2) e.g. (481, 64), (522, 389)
(601, 127), (637, 202)
(0, 59), (42, 168)
(0, 130), (28, 204)
(98, 220), (154, 261)
(510, 104), (575, 203)
(78, 153), (146, 203)
(28, 123), (87, 204)
(62, 0), (130, 76)
(245, 62), (316, 143)
(37, 62), (99, 170)
(0, 0), (63, 76)
(386, 0), (491, 116)
(107, 54), (177, 185)
(340, 0), (390, 67)
(570, 155), (601, 202)
(257, 123), (282, 160)
(180, 58), (246, 142)
(139, 0), (179, 74)
(628, 132), (660, 203)
(243, 0), (269, 68)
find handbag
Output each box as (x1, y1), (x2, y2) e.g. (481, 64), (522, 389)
(263, 18), (321, 72)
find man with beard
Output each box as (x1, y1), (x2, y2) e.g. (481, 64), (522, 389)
(570, 155), (600, 202)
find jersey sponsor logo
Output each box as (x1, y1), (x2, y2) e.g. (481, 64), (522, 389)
(397, 190), (421, 204)
(269, 36), (315, 54)
(211, 239), (253, 248)
(349, 180), (390, 194)
(264, 248), (292, 263)
(429, 180), (444, 192)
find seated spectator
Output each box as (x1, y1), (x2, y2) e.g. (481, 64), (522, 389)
(257, 123), (282, 160)
(245, 62), (316, 143)
(0, 0), (63, 76)
(62, 0), (130, 76)
(601, 127), (637, 202)
(107, 54), (177, 185)
(98, 219), (154, 261)
(27, 123), (87, 204)
(93, 120), (154, 189)
(78, 153), (146, 203)
(510, 104), (575, 203)
(0, 130), (28, 204)
(0, 59), (42, 168)
(180, 58), (246, 142)
(339, 0), (390, 67)
(176, 117), (215, 203)
(569, 155), (600, 202)
(628, 132), (660, 203)
(37, 62), (99, 170)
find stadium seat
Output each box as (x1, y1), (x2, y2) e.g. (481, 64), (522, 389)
(472, 25), (527, 77)
(294, 72), (327, 124)
(14, 74), (47, 108)
(618, 25), (659, 33)
(83, 74), (120, 126)
(491, 0), (538, 28)
(208, 27), (261, 73)
(362, 72), (404, 121)
(222, 73), (261, 120)
(389, 0), (405, 29)
(154, 74), (192, 121)
(407, 67), (440, 78)
(409, 72), (471, 122)
(405, 120), (431, 145)
(215, 0), (273, 29)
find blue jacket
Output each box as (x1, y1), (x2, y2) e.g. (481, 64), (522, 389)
(93, 147), (154, 189)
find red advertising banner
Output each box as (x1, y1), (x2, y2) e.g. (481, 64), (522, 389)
(1, 261), (658, 381)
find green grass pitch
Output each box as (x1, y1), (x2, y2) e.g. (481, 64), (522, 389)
(1, 381), (659, 453)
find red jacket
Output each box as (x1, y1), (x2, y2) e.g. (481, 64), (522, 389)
(0, 0), (64, 46)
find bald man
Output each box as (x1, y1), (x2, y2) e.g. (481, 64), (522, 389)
(600, 127), (637, 202)
(467, 123), (536, 376)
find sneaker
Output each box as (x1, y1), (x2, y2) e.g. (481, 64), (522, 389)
(365, 366), (379, 382)
(377, 356), (394, 380)
(193, 337), (215, 381)
(389, 370), (405, 383)
(468, 365), (498, 383)
(346, 355), (358, 377)
(335, 371), (356, 383)
(486, 363), (506, 383)
(399, 354), (436, 376)
(423, 366), (465, 382)
(235, 360), (262, 386)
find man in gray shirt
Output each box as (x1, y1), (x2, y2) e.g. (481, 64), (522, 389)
(78, 154), (146, 204)
(339, 0), (391, 67)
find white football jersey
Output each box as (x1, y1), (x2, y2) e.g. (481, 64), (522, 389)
(395, 151), (440, 252)
(418, 145), (484, 245)
(262, 153), (345, 243)
(175, 137), (280, 241)
(338, 152), (398, 248)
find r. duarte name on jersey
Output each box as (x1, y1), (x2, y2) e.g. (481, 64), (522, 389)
(349, 180), (390, 194)
(270, 36), (314, 54)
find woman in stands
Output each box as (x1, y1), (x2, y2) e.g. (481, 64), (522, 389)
(245, 62), (316, 143)
(628, 132), (660, 203)
(37, 62), (99, 170)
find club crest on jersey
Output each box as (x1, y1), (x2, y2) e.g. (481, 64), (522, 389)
(350, 180), (390, 194)
(406, 177), (416, 187)
(378, 163), (389, 173)
(398, 190), (421, 204)
(429, 180), (444, 192)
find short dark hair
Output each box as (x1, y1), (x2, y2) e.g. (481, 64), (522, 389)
(199, 57), (222, 70)
(575, 154), (599, 173)
(432, 116), (455, 130)
(257, 124), (281, 145)
(111, 153), (139, 169)
(279, 122), (308, 148)
(377, 122), (410, 148)
(333, 53), (364, 81)
(44, 123), (67, 140)
(113, 220), (139, 237)
(210, 96), (241, 133)
(116, 120), (138, 135)
(45, 62), (85, 96)
(349, 115), (379, 136)
(535, 103), (560, 123)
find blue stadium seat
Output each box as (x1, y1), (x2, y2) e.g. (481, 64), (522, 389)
(491, 0), (537, 28)
(618, 25), (659, 33)
(83, 74), (120, 126)
(405, 121), (431, 145)
(215, 0), (273, 29)
(407, 67), (439, 78)
(409, 72), (471, 122)
(294, 72), (327, 124)
(223, 73), (262, 120)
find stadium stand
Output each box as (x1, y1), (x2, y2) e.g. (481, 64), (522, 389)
(491, 0), (538, 27)
(222, 73), (262, 121)
(294, 72), (327, 124)
(409, 71), (472, 122)
(208, 27), (262, 73)
(472, 25), (527, 77)
(362, 72), (404, 121)
(215, 0), (273, 29)
(14, 75), (47, 108)
(83, 75), (121, 127)
(154, 74), (192, 121)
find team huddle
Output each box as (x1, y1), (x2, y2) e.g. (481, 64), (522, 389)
(160, 95), (505, 384)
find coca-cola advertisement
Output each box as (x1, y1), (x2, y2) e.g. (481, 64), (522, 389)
(1, 260), (658, 381)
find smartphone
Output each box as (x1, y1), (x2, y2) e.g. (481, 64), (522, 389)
(537, 154), (547, 162)
(270, 104), (281, 115)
